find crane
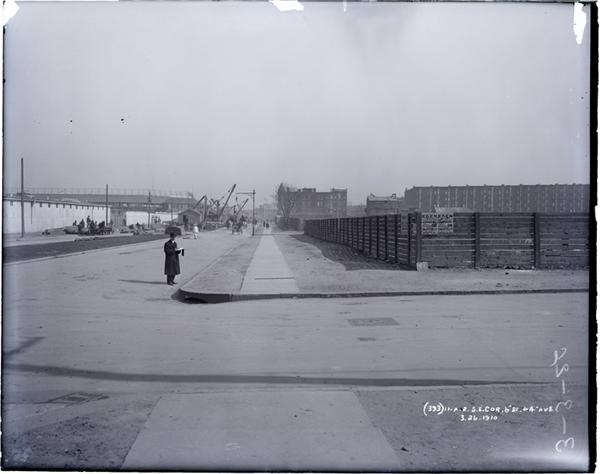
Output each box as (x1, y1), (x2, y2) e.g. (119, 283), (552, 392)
(189, 184), (237, 223)
(234, 198), (249, 217)
(218, 184), (237, 220)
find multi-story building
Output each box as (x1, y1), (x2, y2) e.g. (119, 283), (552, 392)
(404, 184), (590, 213)
(365, 194), (406, 216)
(290, 187), (347, 219)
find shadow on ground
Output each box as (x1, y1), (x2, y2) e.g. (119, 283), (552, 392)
(290, 234), (410, 271)
(119, 279), (166, 285)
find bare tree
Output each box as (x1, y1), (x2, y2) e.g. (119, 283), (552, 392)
(276, 183), (297, 229)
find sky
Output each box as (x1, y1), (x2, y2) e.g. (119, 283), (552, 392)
(3, 1), (591, 205)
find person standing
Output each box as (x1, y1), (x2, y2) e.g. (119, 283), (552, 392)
(193, 224), (199, 239)
(164, 233), (181, 285)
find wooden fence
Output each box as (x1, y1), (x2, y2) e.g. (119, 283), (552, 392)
(303, 213), (590, 270)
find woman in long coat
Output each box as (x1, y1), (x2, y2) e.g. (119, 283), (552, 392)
(164, 233), (181, 285)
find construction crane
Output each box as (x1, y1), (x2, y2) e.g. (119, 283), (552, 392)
(218, 184), (237, 220)
(192, 195), (207, 210)
(190, 184), (237, 223)
(234, 198), (249, 217)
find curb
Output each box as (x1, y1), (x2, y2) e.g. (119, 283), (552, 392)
(177, 287), (589, 304)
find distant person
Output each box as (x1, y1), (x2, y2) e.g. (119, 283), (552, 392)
(193, 224), (199, 239)
(164, 232), (182, 285)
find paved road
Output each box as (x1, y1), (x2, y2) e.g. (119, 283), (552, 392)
(2, 230), (591, 471)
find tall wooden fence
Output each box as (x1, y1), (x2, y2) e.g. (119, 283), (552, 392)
(303, 213), (589, 270)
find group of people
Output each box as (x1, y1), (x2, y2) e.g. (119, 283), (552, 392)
(73, 216), (111, 234)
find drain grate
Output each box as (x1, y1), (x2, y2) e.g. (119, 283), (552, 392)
(47, 392), (108, 405)
(348, 317), (399, 327)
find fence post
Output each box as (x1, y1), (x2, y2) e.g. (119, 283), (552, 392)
(394, 214), (399, 264)
(407, 214), (412, 267)
(385, 216), (390, 261)
(362, 217), (367, 253)
(376, 215), (380, 259)
(474, 213), (481, 269)
(346, 219), (349, 245)
(369, 217), (372, 255)
(534, 212), (541, 269)
(415, 212), (422, 264)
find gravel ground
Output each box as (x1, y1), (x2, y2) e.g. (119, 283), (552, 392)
(2, 383), (588, 471)
(356, 383), (589, 471)
(2, 395), (159, 470)
(274, 233), (589, 293)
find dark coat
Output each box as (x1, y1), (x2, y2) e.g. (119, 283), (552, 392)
(164, 239), (181, 275)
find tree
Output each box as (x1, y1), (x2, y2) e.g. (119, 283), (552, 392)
(276, 183), (297, 229)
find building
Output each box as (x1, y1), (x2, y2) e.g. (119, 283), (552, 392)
(290, 187), (347, 219)
(365, 194), (406, 216)
(346, 204), (367, 217)
(404, 184), (590, 213)
(277, 186), (347, 229)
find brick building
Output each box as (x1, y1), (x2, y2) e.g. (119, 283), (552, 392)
(404, 184), (590, 213)
(365, 194), (406, 216)
(289, 187), (347, 219)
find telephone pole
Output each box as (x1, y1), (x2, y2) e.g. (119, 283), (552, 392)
(105, 184), (109, 224)
(20, 158), (25, 238)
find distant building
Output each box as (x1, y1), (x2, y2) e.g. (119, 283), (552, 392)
(277, 186), (347, 229)
(365, 194), (406, 216)
(257, 203), (278, 221)
(290, 187), (347, 219)
(404, 184), (590, 213)
(178, 208), (204, 228)
(346, 204), (367, 217)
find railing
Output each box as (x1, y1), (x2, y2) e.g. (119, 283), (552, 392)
(3, 187), (194, 198)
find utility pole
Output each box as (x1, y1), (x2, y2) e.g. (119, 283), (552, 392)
(252, 189), (256, 236)
(20, 158), (25, 238)
(236, 190), (256, 236)
(147, 192), (152, 228)
(105, 184), (109, 224)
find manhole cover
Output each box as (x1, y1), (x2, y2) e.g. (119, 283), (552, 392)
(47, 392), (108, 405)
(348, 318), (399, 327)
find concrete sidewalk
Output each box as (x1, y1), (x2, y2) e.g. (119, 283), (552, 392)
(179, 230), (589, 303)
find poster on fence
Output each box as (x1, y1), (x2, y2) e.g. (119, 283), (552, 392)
(421, 212), (454, 235)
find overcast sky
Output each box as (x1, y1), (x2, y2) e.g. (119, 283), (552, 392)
(3, 1), (591, 204)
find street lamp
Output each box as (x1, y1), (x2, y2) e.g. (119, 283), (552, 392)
(236, 189), (256, 236)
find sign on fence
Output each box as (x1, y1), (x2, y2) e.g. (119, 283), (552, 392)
(421, 212), (454, 235)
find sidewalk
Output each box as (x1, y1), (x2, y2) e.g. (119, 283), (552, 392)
(179, 230), (589, 303)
